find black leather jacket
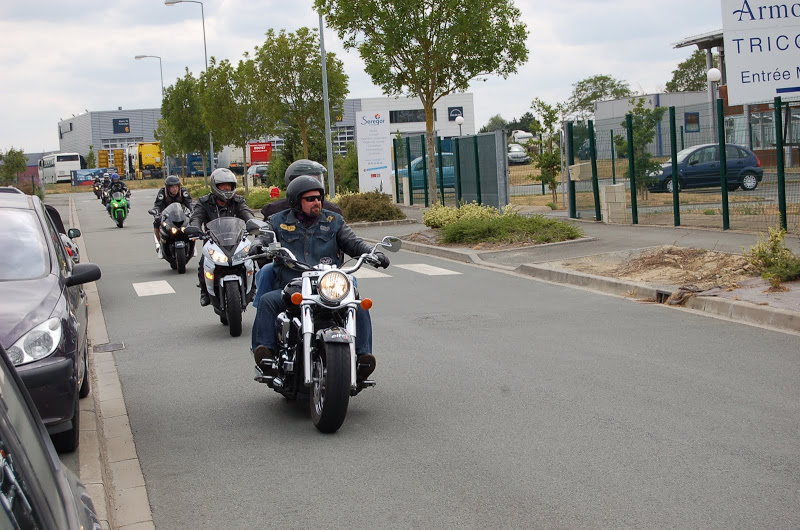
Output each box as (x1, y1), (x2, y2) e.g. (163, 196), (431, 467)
(189, 194), (255, 229)
(154, 186), (192, 213)
(109, 181), (129, 195)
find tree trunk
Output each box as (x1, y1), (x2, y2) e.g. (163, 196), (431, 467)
(423, 100), (439, 204)
(241, 142), (250, 193)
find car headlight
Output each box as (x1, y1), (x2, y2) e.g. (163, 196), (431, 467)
(208, 248), (229, 264)
(6, 318), (62, 366)
(318, 271), (350, 303)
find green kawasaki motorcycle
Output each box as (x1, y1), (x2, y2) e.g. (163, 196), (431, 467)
(109, 191), (130, 228)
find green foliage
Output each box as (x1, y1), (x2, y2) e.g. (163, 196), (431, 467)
(245, 188), (284, 211)
(744, 227), (800, 287)
(14, 179), (45, 200)
(566, 75), (632, 120)
(530, 98), (562, 204)
(422, 201), (505, 228)
(703, 209), (716, 215)
(546, 202), (558, 210)
(480, 114), (510, 133)
(86, 145), (96, 169)
(161, 68), (210, 179)
(613, 98), (667, 197)
(666, 50), (719, 93)
(336, 191), (405, 222)
(441, 214), (583, 245)
(333, 142), (359, 192)
(266, 152), (290, 188)
(316, 0), (528, 201)
(0, 147), (27, 185)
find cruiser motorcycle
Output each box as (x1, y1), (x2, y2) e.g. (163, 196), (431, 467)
(252, 234), (401, 433)
(148, 203), (195, 274)
(186, 218), (265, 337)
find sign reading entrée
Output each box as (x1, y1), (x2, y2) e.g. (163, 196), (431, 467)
(355, 111), (392, 194)
(722, 0), (800, 105)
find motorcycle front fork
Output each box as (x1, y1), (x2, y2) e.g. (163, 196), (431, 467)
(301, 306), (357, 389)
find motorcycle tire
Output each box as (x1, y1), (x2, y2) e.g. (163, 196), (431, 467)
(116, 215), (124, 228)
(310, 341), (351, 433)
(224, 282), (242, 337)
(176, 247), (187, 274)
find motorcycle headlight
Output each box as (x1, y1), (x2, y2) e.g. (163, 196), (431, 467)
(318, 271), (350, 303)
(208, 248), (228, 264)
(6, 318), (62, 366)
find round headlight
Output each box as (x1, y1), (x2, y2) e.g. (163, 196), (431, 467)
(318, 271), (350, 303)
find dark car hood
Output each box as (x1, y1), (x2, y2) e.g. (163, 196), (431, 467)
(0, 276), (60, 348)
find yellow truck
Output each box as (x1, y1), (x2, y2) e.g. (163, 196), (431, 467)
(125, 142), (164, 180)
(97, 149), (126, 175)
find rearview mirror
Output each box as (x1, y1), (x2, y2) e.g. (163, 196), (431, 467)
(380, 236), (402, 253)
(246, 219), (267, 234)
(185, 226), (202, 238)
(67, 228), (81, 239)
(147, 208), (158, 217)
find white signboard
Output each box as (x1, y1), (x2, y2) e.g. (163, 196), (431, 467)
(355, 111), (392, 194)
(722, 0), (800, 105)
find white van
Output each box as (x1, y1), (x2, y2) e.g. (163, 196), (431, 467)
(512, 130), (534, 145)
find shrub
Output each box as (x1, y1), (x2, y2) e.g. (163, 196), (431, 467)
(422, 201), (506, 228)
(14, 180), (45, 200)
(744, 227), (800, 287)
(245, 188), (283, 211)
(546, 202), (558, 210)
(441, 214), (583, 245)
(336, 191), (405, 222)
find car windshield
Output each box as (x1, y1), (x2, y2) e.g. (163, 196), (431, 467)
(672, 147), (697, 164)
(0, 210), (49, 280)
(509, 145), (525, 153)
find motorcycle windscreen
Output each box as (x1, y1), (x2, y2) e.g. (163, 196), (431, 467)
(162, 203), (188, 226)
(206, 217), (246, 251)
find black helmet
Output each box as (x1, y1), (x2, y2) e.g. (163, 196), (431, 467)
(210, 168), (237, 201)
(165, 175), (181, 187)
(284, 159), (326, 187)
(286, 175), (325, 210)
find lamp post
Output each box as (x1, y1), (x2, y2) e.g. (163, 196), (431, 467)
(707, 67), (722, 135)
(165, 0), (214, 172)
(318, 13), (336, 199)
(455, 115), (464, 136)
(135, 55), (168, 176)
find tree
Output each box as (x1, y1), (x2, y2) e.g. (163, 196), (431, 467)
(0, 147), (27, 186)
(480, 114), (510, 134)
(316, 0), (528, 204)
(613, 97), (667, 198)
(161, 69), (210, 184)
(666, 50), (719, 92)
(85, 145), (96, 169)
(200, 54), (273, 193)
(254, 27), (348, 160)
(154, 118), (183, 176)
(333, 142), (359, 192)
(566, 74), (632, 120)
(508, 112), (540, 135)
(530, 99), (562, 204)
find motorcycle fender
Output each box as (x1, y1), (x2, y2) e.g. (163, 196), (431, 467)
(221, 274), (241, 286)
(316, 327), (351, 344)
(175, 241), (186, 249)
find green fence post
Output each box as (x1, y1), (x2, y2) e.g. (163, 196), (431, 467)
(454, 137), (462, 204)
(473, 135), (482, 205)
(775, 96), (787, 230)
(404, 137), (414, 206)
(680, 125), (685, 150)
(717, 99), (730, 230)
(420, 134), (429, 207)
(539, 133), (545, 194)
(588, 120), (601, 221)
(669, 107), (680, 227)
(392, 139), (401, 203)
(626, 114), (638, 225)
(610, 129), (616, 184)
(567, 122), (576, 218)
(436, 136), (445, 205)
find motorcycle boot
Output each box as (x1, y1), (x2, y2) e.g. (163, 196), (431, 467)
(356, 354), (376, 381)
(200, 289), (210, 307)
(253, 345), (276, 376)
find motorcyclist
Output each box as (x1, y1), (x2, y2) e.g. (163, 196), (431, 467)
(152, 175), (193, 258)
(251, 175), (389, 381)
(189, 167), (256, 307)
(253, 160), (343, 305)
(101, 173), (111, 190)
(105, 173), (130, 214)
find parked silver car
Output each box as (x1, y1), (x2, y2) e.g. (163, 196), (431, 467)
(508, 143), (531, 165)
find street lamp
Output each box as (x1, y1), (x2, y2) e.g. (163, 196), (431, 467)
(165, 0), (214, 171)
(707, 67), (722, 133)
(134, 55), (164, 98)
(455, 115), (464, 136)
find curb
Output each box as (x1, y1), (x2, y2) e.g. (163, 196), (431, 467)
(69, 197), (155, 530)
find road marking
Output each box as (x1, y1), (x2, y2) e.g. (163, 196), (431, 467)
(353, 269), (391, 279)
(132, 280), (175, 297)
(395, 264), (462, 276)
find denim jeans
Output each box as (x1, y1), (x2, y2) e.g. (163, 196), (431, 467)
(251, 289), (372, 355)
(253, 263), (276, 308)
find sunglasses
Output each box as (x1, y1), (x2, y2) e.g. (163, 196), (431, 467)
(302, 195), (323, 203)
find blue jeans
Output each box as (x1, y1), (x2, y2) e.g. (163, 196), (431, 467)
(253, 263), (276, 308)
(251, 289), (373, 356)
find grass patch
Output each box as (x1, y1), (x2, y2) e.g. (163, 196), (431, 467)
(441, 214), (583, 245)
(703, 209), (716, 215)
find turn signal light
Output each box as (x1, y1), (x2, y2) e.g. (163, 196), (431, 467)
(361, 298), (373, 310)
(290, 293), (303, 305)
(204, 271), (214, 280)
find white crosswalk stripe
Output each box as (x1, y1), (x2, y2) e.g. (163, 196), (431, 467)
(132, 280), (175, 297)
(394, 264), (462, 276)
(353, 269), (392, 279)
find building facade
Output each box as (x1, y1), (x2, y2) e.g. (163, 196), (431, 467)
(58, 108), (161, 159)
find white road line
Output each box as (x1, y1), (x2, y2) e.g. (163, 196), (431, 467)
(395, 264), (462, 276)
(132, 280), (175, 297)
(353, 269), (392, 279)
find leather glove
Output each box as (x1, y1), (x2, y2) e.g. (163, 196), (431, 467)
(374, 251), (390, 269)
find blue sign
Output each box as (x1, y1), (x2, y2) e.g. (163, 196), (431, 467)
(448, 107), (463, 121)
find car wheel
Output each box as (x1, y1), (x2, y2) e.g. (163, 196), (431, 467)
(740, 172), (759, 191)
(664, 178), (680, 194)
(51, 396), (80, 453)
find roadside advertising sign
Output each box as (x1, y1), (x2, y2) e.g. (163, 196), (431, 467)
(249, 142), (272, 163)
(355, 111), (392, 194)
(722, 0), (800, 104)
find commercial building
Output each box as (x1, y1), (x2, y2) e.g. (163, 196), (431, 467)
(58, 108), (161, 157)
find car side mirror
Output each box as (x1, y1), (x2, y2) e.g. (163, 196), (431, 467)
(67, 228), (81, 239)
(65, 263), (101, 287)
(688, 160), (698, 166)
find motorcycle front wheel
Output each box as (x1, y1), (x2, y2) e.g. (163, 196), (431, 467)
(176, 247), (187, 274)
(115, 213), (125, 228)
(224, 282), (242, 337)
(310, 341), (351, 433)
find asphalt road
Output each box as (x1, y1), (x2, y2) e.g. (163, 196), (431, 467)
(69, 189), (800, 529)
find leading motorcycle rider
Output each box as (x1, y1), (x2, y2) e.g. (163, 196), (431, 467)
(153, 174), (193, 258)
(189, 167), (256, 307)
(105, 173), (130, 214)
(251, 175), (388, 381)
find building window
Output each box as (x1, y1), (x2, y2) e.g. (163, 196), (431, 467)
(389, 109), (437, 123)
(684, 112), (700, 133)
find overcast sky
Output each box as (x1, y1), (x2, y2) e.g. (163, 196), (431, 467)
(0, 0), (721, 153)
